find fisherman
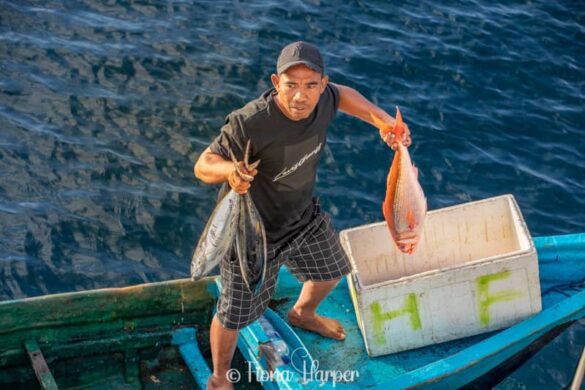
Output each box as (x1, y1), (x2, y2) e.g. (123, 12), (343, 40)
(194, 41), (411, 389)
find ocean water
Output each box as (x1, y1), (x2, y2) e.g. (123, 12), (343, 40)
(0, 0), (583, 387)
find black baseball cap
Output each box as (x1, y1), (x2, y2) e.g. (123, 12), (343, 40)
(276, 41), (324, 75)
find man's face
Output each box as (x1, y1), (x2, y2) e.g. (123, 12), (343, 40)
(271, 65), (328, 121)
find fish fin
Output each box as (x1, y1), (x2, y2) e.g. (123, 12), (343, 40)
(370, 111), (393, 138)
(370, 108), (406, 142)
(406, 208), (417, 230)
(412, 164), (419, 179)
(248, 159), (261, 170)
(244, 140), (251, 168)
(393, 106), (405, 140)
(229, 148), (239, 166)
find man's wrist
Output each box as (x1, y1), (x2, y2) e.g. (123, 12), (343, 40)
(226, 166), (236, 184)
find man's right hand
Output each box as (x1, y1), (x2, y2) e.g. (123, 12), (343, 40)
(228, 161), (257, 194)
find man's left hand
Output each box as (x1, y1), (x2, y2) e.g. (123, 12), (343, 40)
(381, 122), (412, 151)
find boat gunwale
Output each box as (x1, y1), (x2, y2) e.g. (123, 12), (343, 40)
(0, 277), (216, 334)
(388, 288), (585, 389)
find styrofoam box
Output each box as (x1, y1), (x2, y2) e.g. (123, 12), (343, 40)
(340, 194), (542, 357)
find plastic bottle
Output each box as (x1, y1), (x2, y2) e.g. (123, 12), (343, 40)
(258, 316), (290, 363)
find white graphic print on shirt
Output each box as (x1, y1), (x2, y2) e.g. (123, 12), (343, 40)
(273, 142), (322, 182)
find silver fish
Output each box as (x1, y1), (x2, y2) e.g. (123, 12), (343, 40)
(191, 190), (239, 280)
(191, 140), (268, 295)
(229, 141), (267, 295)
(235, 193), (268, 295)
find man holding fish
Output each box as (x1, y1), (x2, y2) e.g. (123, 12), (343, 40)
(194, 41), (417, 389)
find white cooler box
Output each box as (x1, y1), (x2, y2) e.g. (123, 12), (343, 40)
(340, 194), (542, 357)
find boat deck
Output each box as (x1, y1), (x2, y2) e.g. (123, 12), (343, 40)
(266, 234), (585, 388)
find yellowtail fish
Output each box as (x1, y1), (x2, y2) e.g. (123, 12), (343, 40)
(370, 107), (427, 254)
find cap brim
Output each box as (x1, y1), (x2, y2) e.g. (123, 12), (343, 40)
(277, 60), (323, 75)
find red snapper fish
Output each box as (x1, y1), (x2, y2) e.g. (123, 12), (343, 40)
(371, 107), (427, 255)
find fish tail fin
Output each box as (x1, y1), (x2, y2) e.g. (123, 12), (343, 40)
(369, 108), (406, 142)
(393, 106), (405, 141)
(370, 111), (393, 138)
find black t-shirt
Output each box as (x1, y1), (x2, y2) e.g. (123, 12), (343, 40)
(208, 84), (340, 245)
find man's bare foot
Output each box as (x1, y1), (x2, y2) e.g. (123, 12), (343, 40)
(288, 308), (346, 340)
(207, 373), (234, 390)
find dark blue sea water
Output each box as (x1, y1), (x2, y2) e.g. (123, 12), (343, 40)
(0, 0), (583, 387)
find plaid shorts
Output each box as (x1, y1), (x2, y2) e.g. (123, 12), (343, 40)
(216, 198), (351, 330)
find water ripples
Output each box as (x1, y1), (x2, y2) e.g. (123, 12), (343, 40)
(0, 0), (582, 303)
(0, 1), (582, 385)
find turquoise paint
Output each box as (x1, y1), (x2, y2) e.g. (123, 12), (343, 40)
(234, 233), (585, 389)
(172, 328), (212, 388)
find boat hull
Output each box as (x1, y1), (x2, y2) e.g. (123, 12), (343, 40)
(0, 234), (582, 389)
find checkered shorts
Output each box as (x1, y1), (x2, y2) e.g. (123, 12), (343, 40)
(216, 198), (351, 330)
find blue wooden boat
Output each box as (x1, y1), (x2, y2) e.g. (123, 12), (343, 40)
(0, 233), (582, 389)
(219, 233), (585, 389)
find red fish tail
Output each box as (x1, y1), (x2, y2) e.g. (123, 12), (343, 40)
(393, 107), (405, 142)
(370, 108), (406, 143)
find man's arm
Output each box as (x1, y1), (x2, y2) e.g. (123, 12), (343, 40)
(331, 83), (412, 149)
(194, 147), (256, 194)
